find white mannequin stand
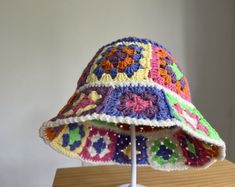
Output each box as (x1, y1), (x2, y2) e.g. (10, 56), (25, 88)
(118, 125), (146, 187)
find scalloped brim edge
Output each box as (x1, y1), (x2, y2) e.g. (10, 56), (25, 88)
(39, 115), (225, 171)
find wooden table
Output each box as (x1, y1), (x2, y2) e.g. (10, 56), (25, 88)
(53, 160), (235, 187)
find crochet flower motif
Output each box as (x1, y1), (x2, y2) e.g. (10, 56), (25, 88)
(93, 44), (143, 79)
(88, 133), (111, 158)
(117, 91), (157, 118)
(174, 130), (212, 166)
(151, 137), (180, 166)
(174, 104), (208, 135)
(62, 123), (85, 151)
(125, 94), (153, 112)
(103, 86), (173, 120)
(79, 127), (116, 162)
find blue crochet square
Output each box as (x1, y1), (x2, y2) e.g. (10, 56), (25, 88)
(102, 86), (173, 120)
(112, 134), (148, 165)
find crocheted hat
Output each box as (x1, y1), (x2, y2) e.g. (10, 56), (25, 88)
(40, 37), (225, 171)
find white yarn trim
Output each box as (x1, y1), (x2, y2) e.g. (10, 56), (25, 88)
(76, 80), (194, 108)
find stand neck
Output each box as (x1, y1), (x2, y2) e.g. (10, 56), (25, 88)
(131, 125), (137, 187)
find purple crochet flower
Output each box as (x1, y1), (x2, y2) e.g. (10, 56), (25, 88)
(103, 86), (174, 121)
(117, 91), (159, 119)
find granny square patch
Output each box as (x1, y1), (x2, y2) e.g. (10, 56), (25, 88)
(86, 42), (152, 83)
(113, 134), (148, 165)
(79, 126), (117, 162)
(102, 85), (174, 120)
(149, 46), (191, 101)
(49, 123), (89, 157)
(165, 92), (221, 141)
(174, 130), (214, 167)
(93, 44), (143, 79)
(57, 86), (113, 119)
(147, 129), (183, 170)
(61, 123), (86, 151)
(150, 137), (180, 166)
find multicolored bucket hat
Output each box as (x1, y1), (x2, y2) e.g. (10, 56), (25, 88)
(40, 37), (225, 171)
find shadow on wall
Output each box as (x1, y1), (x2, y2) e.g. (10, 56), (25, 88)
(182, 0), (235, 162)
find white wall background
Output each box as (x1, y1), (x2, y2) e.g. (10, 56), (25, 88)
(0, 0), (234, 187)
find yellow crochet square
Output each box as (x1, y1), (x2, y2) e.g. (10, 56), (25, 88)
(50, 124), (89, 158)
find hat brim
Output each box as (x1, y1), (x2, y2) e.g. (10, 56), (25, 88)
(40, 82), (225, 171)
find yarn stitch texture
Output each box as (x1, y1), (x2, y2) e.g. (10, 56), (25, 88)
(40, 37), (225, 171)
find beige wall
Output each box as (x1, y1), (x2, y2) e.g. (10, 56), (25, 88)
(0, 0), (234, 187)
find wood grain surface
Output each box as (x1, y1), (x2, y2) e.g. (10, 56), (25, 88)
(53, 160), (235, 187)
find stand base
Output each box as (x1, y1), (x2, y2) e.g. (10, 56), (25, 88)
(117, 184), (146, 187)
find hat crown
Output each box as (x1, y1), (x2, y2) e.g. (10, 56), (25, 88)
(77, 37), (191, 101)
